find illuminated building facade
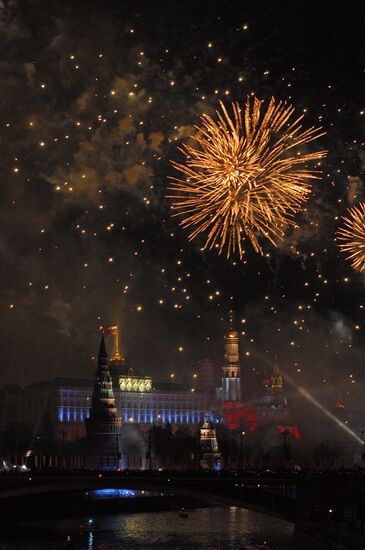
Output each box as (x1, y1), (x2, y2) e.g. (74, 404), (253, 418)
(22, 327), (208, 443)
(115, 378), (205, 427)
(106, 326), (207, 429)
(24, 374), (207, 443)
(3, 315), (300, 470)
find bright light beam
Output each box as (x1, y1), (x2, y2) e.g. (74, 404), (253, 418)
(259, 354), (364, 445)
(293, 382), (364, 445)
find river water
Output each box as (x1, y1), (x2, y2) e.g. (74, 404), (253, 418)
(1, 506), (295, 549)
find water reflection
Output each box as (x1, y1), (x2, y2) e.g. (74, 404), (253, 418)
(88, 488), (136, 499)
(2, 506), (295, 550)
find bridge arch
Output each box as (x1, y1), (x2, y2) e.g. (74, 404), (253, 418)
(0, 475), (295, 522)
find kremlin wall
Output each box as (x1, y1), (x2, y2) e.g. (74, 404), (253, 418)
(0, 312), (300, 470)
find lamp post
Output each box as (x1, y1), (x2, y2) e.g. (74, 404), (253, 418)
(35, 435), (46, 470)
(240, 431), (246, 470)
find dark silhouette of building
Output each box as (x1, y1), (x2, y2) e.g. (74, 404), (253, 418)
(85, 335), (121, 470)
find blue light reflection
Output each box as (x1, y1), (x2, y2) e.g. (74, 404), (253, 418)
(89, 488), (136, 499)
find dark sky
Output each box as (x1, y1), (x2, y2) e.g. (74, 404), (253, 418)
(1, 1), (365, 412)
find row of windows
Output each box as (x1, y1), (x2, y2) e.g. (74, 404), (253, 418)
(59, 398), (201, 409)
(58, 408), (90, 423)
(120, 401), (198, 410)
(59, 400), (90, 407)
(122, 409), (202, 425)
(118, 394), (203, 402)
(57, 407), (203, 425)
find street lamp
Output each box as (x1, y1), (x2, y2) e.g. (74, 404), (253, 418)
(240, 431), (246, 470)
(35, 435), (46, 470)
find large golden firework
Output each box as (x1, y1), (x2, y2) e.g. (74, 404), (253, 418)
(168, 97), (326, 258)
(337, 202), (365, 271)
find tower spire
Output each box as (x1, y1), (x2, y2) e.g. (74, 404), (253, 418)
(270, 355), (287, 407)
(112, 325), (123, 361)
(98, 334), (108, 365)
(106, 325), (123, 362)
(271, 356), (283, 391)
(228, 310), (234, 331)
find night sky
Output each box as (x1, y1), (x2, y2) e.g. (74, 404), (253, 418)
(1, 1), (365, 413)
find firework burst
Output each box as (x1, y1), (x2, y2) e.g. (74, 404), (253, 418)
(168, 97), (326, 258)
(337, 202), (365, 271)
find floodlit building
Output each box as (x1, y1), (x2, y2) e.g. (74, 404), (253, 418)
(213, 311), (299, 439)
(0, 312), (301, 469)
(21, 326), (208, 443)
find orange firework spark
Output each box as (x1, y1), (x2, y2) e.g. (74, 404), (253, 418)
(168, 97), (326, 258)
(337, 202), (365, 271)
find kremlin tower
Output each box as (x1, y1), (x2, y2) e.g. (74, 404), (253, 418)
(270, 362), (287, 408)
(215, 311), (257, 430)
(256, 358), (300, 440)
(259, 356), (288, 416)
(85, 334), (122, 470)
(200, 415), (222, 470)
(107, 325), (128, 386)
(219, 310), (241, 402)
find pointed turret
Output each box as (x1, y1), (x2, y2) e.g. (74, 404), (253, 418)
(200, 415), (221, 470)
(98, 334), (108, 365)
(91, 334), (115, 405)
(270, 358), (287, 407)
(85, 335), (122, 470)
(256, 357), (290, 427)
(271, 357), (283, 391)
(202, 415), (214, 430)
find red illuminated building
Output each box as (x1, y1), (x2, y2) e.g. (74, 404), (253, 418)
(213, 311), (300, 439)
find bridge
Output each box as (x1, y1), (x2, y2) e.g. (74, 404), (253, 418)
(0, 471), (365, 547)
(0, 472), (296, 520)
(0, 471), (363, 520)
